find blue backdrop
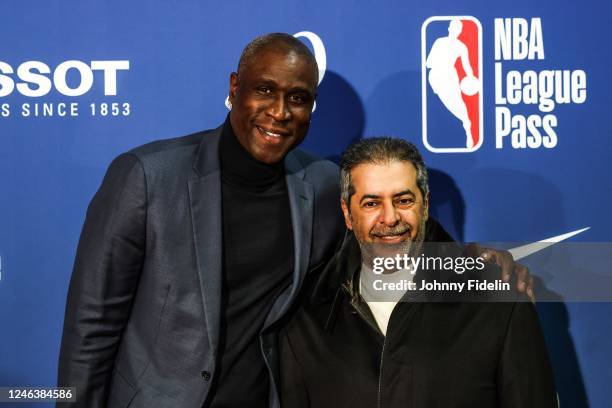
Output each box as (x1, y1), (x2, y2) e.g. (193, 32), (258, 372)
(1, 1), (610, 406)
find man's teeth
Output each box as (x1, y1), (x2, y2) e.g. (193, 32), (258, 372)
(259, 127), (281, 138)
(265, 130), (280, 137)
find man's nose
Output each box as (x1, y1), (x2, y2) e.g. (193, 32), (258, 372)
(266, 95), (291, 122)
(379, 202), (399, 226)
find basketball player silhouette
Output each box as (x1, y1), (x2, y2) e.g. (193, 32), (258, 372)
(426, 19), (478, 148)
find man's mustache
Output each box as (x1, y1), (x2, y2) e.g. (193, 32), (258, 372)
(370, 223), (411, 238)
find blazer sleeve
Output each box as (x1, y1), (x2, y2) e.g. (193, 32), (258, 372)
(57, 153), (147, 408)
(497, 300), (558, 408)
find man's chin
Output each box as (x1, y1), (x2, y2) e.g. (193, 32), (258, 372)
(249, 144), (286, 164)
(251, 137), (297, 164)
(359, 240), (415, 261)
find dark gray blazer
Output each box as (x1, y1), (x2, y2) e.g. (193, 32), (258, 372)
(57, 124), (345, 408)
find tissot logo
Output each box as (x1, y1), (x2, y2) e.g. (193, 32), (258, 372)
(0, 60), (129, 97)
(0, 60), (130, 118)
(421, 16), (483, 153)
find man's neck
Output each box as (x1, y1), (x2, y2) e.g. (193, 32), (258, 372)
(218, 118), (285, 191)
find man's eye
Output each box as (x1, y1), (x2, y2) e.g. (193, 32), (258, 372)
(397, 198), (416, 207)
(363, 201), (378, 208)
(290, 94), (307, 104)
(257, 87), (271, 94)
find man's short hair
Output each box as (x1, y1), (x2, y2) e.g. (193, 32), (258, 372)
(339, 137), (429, 206)
(237, 32), (318, 80)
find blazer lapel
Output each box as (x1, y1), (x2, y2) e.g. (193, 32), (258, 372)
(187, 132), (315, 341)
(188, 126), (223, 354)
(286, 163), (315, 301)
(263, 152), (314, 329)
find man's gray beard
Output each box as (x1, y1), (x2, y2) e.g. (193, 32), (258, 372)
(358, 218), (427, 272)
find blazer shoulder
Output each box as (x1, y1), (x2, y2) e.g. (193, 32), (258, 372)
(120, 126), (221, 178)
(289, 148), (339, 184)
(128, 128), (216, 160)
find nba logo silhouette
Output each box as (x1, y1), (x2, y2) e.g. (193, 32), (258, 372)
(422, 16), (483, 153)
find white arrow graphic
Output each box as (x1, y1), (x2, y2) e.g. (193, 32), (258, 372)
(508, 227), (591, 261)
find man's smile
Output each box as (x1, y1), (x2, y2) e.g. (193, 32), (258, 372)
(378, 235), (406, 243)
(372, 232), (410, 243)
(256, 125), (290, 144)
(370, 223), (411, 243)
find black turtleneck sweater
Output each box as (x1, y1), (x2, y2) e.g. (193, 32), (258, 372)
(206, 120), (294, 407)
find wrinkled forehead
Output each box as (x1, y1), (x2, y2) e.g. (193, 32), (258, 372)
(351, 161), (421, 197)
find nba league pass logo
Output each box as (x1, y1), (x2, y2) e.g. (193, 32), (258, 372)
(422, 16), (483, 153)
(422, 16), (587, 153)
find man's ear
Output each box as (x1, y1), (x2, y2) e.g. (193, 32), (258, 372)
(228, 72), (238, 104)
(340, 199), (353, 230)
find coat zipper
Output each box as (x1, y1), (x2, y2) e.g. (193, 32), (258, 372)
(342, 284), (388, 408)
(378, 334), (387, 408)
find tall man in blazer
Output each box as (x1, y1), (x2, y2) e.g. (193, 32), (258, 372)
(58, 33), (532, 407)
(58, 33), (344, 407)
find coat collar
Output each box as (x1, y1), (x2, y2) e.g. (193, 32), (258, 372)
(314, 220), (462, 332)
(192, 124), (223, 177)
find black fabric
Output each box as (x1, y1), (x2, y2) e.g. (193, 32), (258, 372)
(280, 224), (557, 408)
(206, 120), (294, 407)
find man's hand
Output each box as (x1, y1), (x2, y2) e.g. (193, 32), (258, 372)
(465, 244), (535, 302)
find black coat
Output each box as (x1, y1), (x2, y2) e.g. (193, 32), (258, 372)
(280, 224), (557, 408)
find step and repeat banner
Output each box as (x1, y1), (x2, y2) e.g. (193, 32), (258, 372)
(1, 0), (610, 406)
